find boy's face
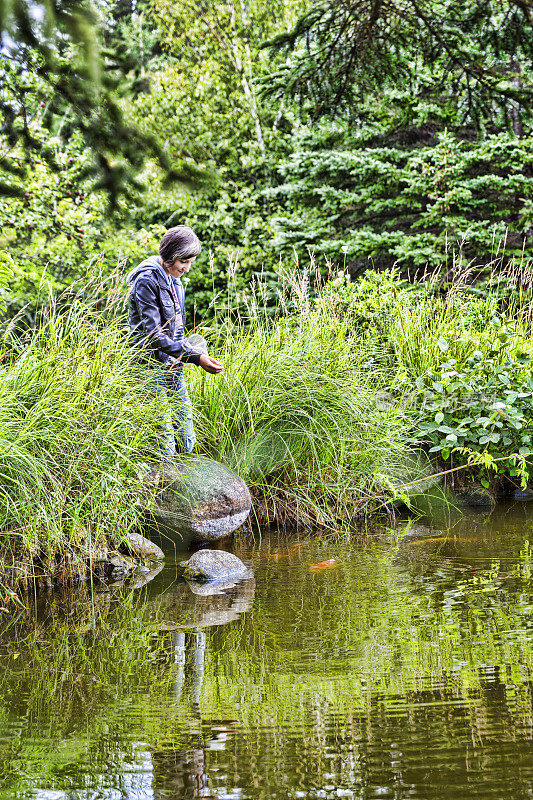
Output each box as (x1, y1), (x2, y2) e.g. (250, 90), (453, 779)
(168, 256), (196, 278)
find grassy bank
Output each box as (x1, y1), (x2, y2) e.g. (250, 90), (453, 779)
(0, 288), (162, 599)
(3, 259), (533, 599)
(316, 265), (533, 493)
(0, 271), (412, 599)
(189, 292), (408, 527)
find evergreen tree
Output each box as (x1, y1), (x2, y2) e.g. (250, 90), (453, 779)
(264, 0), (533, 129)
(262, 0), (533, 272)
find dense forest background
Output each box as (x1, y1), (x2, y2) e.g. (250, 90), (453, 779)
(1, 0), (532, 322)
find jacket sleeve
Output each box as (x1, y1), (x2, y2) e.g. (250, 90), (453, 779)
(133, 277), (202, 365)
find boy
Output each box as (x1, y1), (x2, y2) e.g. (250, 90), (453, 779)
(127, 225), (223, 455)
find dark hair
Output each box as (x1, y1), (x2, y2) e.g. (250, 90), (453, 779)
(159, 225), (201, 265)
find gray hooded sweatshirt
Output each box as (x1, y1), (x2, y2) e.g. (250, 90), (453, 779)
(126, 255), (201, 366)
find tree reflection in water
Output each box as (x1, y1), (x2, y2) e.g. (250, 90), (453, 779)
(0, 508), (530, 799)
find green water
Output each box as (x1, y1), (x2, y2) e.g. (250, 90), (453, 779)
(0, 502), (532, 799)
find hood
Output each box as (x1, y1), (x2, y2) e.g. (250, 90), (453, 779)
(126, 255), (169, 286)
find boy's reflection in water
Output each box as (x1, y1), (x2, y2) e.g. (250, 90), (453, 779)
(173, 629), (206, 709)
(152, 629), (216, 799)
(151, 574), (255, 799)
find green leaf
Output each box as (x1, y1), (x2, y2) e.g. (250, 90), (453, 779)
(437, 337), (449, 353)
(435, 411), (444, 424)
(418, 422), (438, 432)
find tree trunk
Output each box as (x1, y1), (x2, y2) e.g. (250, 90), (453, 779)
(229, 0), (266, 153)
(509, 58), (523, 138)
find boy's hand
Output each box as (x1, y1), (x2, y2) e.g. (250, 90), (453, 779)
(199, 353), (224, 374)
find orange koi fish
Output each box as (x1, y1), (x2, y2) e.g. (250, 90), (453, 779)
(309, 559), (337, 572)
(408, 537), (477, 545)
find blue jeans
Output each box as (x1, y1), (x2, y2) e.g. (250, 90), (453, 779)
(153, 367), (196, 456)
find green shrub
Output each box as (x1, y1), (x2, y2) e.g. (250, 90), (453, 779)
(316, 268), (533, 486)
(384, 286), (533, 479)
(412, 344), (532, 452)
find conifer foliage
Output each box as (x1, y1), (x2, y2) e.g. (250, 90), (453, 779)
(264, 0), (533, 272)
(265, 0), (533, 126)
(0, 0), (207, 205)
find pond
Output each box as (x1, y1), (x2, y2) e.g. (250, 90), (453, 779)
(0, 500), (532, 799)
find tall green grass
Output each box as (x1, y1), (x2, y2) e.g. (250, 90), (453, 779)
(189, 276), (410, 527)
(0, 286), (162, 593)
(0, 263), (416, 595)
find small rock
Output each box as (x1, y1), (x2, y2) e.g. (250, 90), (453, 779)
(106, 553), (136, 579)
(453, 486), (496, 508)
(513, 487), (533, 501)
(180, 549), (250, 582)
(119, 532), (164, 562)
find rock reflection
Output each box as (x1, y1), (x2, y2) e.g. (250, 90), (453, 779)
(147, 576), (255, 630)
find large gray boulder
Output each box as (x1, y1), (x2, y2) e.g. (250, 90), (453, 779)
(180, 549), (251, 582)
(144, 457), (251, 543)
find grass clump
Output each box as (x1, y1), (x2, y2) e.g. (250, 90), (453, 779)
(189, 290), (409, 527)
(0, 292), (161, 595)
